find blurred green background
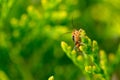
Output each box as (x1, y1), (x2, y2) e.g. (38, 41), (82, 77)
(0, 0), (120, 80)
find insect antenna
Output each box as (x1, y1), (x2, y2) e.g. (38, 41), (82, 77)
(71, 16), (81, 30)
(59, 31), (72, 38)
(71, 16), (77, 29)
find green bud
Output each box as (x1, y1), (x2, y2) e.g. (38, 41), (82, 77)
(61, 41), (69, 53)
(77, 55), (83, 62)
(92, 40), (99, 53)
(48, 75), (54, 80)
(85, 65), (92, 73)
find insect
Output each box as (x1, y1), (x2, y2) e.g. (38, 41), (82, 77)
(61, 17), (84, 51)
(72, 29), (83, 51)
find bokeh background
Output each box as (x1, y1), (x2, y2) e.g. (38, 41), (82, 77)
(0, 0), (120, 80)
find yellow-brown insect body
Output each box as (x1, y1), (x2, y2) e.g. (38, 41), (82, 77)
(72, 29), (82, 50)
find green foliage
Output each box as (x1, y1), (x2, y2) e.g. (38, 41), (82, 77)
(0, 0), (120, 80)
(61, 29), (120, 80)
